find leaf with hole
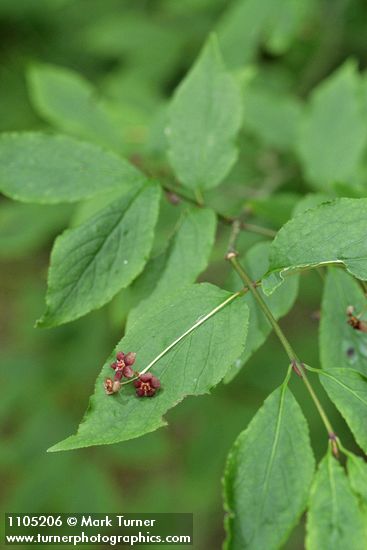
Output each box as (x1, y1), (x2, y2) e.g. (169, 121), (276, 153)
(320, 268), (367, 377)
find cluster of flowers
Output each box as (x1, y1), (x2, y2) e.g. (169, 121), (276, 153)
(104, 351), (161, 398)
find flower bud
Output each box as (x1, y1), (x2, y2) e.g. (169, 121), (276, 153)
(124, 352), (136, 366)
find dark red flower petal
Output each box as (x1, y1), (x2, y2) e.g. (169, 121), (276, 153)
(150, 376), (160, 388)
(114, 370), (123, 381)
(124, 352), (136, 366)
(140, 373), (153, 383)
(122, 365), (134, 378)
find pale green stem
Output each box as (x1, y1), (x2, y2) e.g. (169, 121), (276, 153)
(121, 288), (248, 386)
(228, 256), (337, 439)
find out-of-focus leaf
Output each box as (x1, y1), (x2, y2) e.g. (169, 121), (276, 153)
(49, 283), (249, 451)
(320, 269), (367, 377)
(0, 132), (145, 204)
(224, 384), (314, 549)
(127, 206), (217, 328)
(298, 62), (367, 191)
(37, 182), (161, 328)
(27, 63), (125, 152)
(319, 368), (367, 453)
(247, 193), (300, 227)
(0, 202), (72, 259)
(306, 453), (366, 550)
(81, 13), (184, 85)
(225, 241), (298, 381)
(168, 35), (242, 192)
(264, 0), (316, 55)
(292, 193), (330, 216)
(244, 86), (303, 151)
(263, 199), (367, 295)
(217, 0), (313, 68)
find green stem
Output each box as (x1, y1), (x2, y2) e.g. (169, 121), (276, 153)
(228, 256), (337, 439)
(229, 256), (297, 362)
(121, 285), (254, 386)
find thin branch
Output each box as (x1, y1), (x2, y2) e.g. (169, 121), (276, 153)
(162, 182), (276, 238)
(227, 255), (338, 442)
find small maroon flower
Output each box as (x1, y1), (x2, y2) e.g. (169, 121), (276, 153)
(122, 365), (134, 378)
(104, 378), (114, 395)
(134, 372), (161, 397)
(104, 377), (121, 395)
(124, 352), (136, 366)
(110, 361), (119, 371)
(116, 351), (125, 362)
(114, 370), (123, 381)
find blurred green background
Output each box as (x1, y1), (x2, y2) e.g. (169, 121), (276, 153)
(1, 1), (367, 548)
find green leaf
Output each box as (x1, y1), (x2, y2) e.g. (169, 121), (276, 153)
(263, 198), (367, 295)
(264, 0), (316, 55)
(48, 283), (249, 451)
(298, 62), (367, 191)
(224, 384), (314, 550)
(168, 35), (242, 191)
(347, 454), (367, 503)
(319, 368), (367, 453)
(292, 193), (330, 216)
(127, 206), (217, 328)
(37, 182), (161, 327)
(0, 132), (144, 204)
(306, 453), (366, 550)
(217, 0), (275, 68)
(247, 193), (300, 228)
(27, 63), (125, 152)
(224, 241), (298, 382)
(217, 0), (313, 68)
(320, 269), (367, 377)
(243, 86), (302, 151)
